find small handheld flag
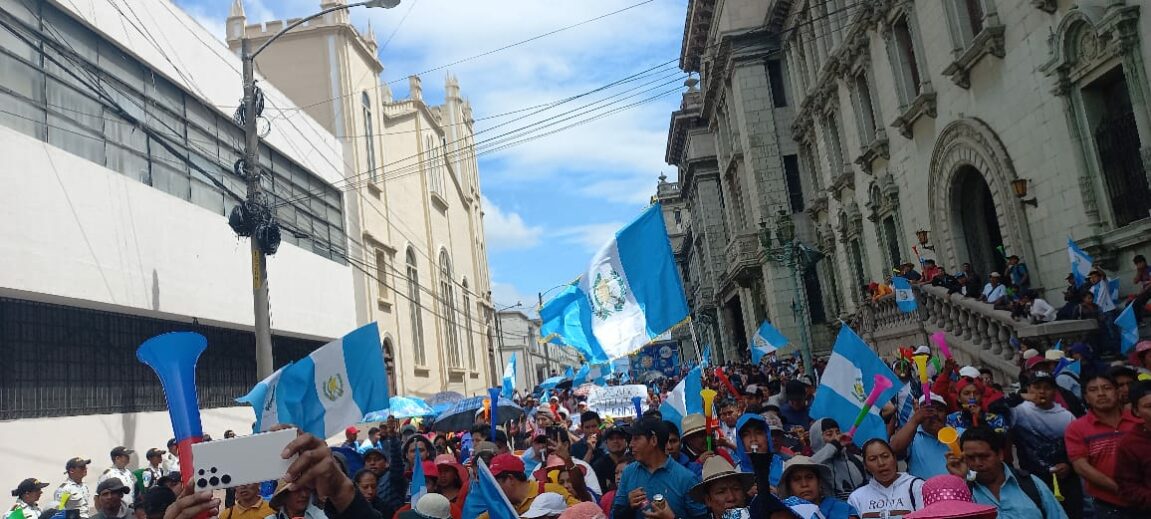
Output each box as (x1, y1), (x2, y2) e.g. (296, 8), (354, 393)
(893, 277), (917, 313)
(1117, 303), (1139, 353)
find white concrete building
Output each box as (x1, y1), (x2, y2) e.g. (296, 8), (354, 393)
(225, 0), (495, 397)
(0, 0), (355, 488)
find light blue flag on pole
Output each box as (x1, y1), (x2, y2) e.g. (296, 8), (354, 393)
(462, 458), (519, 519)
(1068, 237), (1093, 287)
(501, 354), (517, 399)
(893, 276), (918, 313)
(538, 204), (690, 361)
(701, 344), (712, 368)
(810, 326), (904, 447)
(659, 365), (703, 434)
(1117, 303), (1139, 353)
(237, 322), (390, 439)
(751, 321), (788, 363)
(573, 364), (590, 385)
(1092, 280), (1117, 313)
(409, 442), (427, 503)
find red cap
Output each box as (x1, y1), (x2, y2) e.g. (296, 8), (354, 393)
(489, 453), (525, 477)
(346, 426), (359, 435)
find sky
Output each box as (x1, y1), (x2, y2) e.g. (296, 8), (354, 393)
(175, 0), (690, 313)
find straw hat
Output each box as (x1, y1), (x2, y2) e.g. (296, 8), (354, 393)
(687, 457), (755, 501)
(680, 414), (706, 437)
(776, 456), (833, 500)
(905, 475), (997, 519)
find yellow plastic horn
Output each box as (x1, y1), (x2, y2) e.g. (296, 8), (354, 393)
(701, 388), (718, 418)
(913, 354), (930, 385)
(1052, 472), (1064, 502)
(937, 426), (962, 458)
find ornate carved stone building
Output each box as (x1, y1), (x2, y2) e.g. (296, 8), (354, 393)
(777, 0), (1151, 373)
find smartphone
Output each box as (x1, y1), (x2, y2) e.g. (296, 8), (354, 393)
(189, 428), (298, 491)
(721, 508), (750, 519)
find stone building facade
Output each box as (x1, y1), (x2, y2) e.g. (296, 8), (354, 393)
(225, 0), (495, 396)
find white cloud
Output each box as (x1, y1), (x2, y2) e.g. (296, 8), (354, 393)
(183, 4), (226, 40)
(556, 222), (624, 254)
(482, 195), (544, 251)
(491, 280), (535, 317)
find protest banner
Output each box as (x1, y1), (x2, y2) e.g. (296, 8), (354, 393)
(586, 384), (649, 419)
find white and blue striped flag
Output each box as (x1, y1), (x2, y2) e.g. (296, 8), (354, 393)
(501, 353), (517, 399)
(1068, 237), (1093, 287)
(1092, 278), (1119, 313)
(1117, 303), (1139, 353)
(810, 326), (903, 447)
(658, 365), (703, 434)
(237, 322), (390, 439)
(538, 204), (690, 361)
(892, 276), (917, 313)
(751, 320), (788, 363)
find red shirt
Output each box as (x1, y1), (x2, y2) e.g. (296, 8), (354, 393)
(1064, 409), (1143, 506)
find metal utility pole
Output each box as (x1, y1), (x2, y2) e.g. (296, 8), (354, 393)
(240, 38), (274, 380)
(537, 292), (553, 376)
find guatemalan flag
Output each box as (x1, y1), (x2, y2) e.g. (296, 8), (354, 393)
(751, 321), (788, 363)
(659, 365), (703, 434)
(810, 326), (903, 447)
(539, 204), (689, 361)
(1068, 237), (1094, 287)
(236, 323), (390, 439)
(501, 354), (517, 399)
(462, 458), (519, 519)
(892, 276), (917, 313)
(1117, 303), (1140, 353)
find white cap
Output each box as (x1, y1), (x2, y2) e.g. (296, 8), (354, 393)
(521, 493), (568, 518)
(414, 494), (452, 519)
(918, 393), (947, 407)
(1022, 349), (1040, 360)
(914, 345), (931, 355)
(959, 366), (981, 379)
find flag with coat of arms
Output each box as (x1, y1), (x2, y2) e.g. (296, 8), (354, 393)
(236, 322), (390, 439)
(810, 326), (904, 447)
(751, 321), (788, 363)
(892, 276), (917, 313)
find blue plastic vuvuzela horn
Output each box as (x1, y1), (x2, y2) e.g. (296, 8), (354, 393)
(137, 332), (207, 486)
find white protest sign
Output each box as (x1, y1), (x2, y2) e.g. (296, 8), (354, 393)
(586, 384), (649, 419)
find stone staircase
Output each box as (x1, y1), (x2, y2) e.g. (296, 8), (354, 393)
(852, 285), (1098, 382)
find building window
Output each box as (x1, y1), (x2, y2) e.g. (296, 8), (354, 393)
(375, 250), (388, 299)
(947, 0), (985, 48)
(439, 250), (461, 368)
(462, 279), (475, 370)
(725, 168), (749, 230)
(822, 113), (846, 173)
(803, 268), (827, 324)
(881, 216), (903, 269)
(1083, 67), (1151, 227)
(889, 16), (923, 106)
(362, 92), (377, 182)
(848, 238), (868, 300)
(767, 60), (788, 107)
(851, 74), (879, 142)
(406, 249), (426, 365)
(783, 154), (804, 213)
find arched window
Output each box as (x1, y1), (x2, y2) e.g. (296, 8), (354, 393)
(462, 279), (475, 370)
(406, 249), (425, 365)
(362, 92), (377, 181)
(439, 250), (461, 367)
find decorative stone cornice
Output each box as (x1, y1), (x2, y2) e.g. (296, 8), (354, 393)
(943, 24), (1006, 89)
(1043, 5), (1142, 97)
(890, 88), (938, 139)
(854, 129), (890, 173)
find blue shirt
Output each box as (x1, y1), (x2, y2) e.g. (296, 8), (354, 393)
(818, 496), (858, 519)
(612, 456), (707, 519)
(970, 464), (1069, 519)
(907, 427), (950, 479)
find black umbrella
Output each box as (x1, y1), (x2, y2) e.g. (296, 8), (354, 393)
(430, 395), (524, 432)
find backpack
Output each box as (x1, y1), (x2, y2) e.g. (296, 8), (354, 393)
(905, 476), (923, 510)
(968, 467), (1046, 519)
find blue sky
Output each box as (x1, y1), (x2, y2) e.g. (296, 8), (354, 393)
(177, 0), (690, 312)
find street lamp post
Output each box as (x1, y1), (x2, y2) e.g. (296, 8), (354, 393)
(238, 0), (400, 378)
(758, 212), (822, 381)
(492, 301), (523, 386)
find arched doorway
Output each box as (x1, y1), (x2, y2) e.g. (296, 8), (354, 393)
(382, 337), (398, 397)
(952, 166), (1005, 276)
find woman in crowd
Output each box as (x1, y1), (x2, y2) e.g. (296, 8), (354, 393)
(777, 456), (858, 519)
(848, 440), (924, 519)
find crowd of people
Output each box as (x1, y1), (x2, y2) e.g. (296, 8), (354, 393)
(8, 334), (1151, 519)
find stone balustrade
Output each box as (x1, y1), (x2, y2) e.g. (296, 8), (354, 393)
(854, 284), (1097, 382)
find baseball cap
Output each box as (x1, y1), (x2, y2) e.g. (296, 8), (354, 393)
(489, 453), (526, 478)
(918, 393), (947, 407)
(110, 447), (134, 459)
(958, 366), (981, 379)
(361, 447), (385, 460)
(145, 448), (166, 459)
(11, 478), (49, 497)
(744, 384), (761, 396)
(603, 425), (631, 440)
(1025, 355), (1053, 371)
(65, 457), (91, 471)
(346, 426), (359, 436)
(1030, 371), (1056, 385)
(96, 478), (130, 495)
(158, 471), (182, 485)
(914, 345), (931, 356)
(166, 438), (177, 448)
(990, 272), (1001, 278)
(521, 492), (567, 518)
(474, 441), (499, 455)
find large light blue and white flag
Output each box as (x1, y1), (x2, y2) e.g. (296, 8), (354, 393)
(1068, 237), (1093, 287)
(461, 458), (519, 519)
(892, 276), (917, 313)
(539, 204), (690, 361)
(573, 364), (590, 385)
(1117, 303), (1139, 353)
(501, 354), (517, 399)
(238, 322), (390, 439)
(658, 365), (703, 434)
(751, 320), (788, 363)
(810, 326), (903, 447)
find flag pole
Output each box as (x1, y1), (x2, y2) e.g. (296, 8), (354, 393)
(687, 316), (704, 364)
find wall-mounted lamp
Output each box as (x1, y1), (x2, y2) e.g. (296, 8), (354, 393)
(916, 228), (935, 251)
(1011, 178), (1038, 207)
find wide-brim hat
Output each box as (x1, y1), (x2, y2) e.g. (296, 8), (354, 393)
(680, 413), (706, 437)
(688, 457), (755, 502)
(776, 456), (833, 499)
(905, 475), (997, 519)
